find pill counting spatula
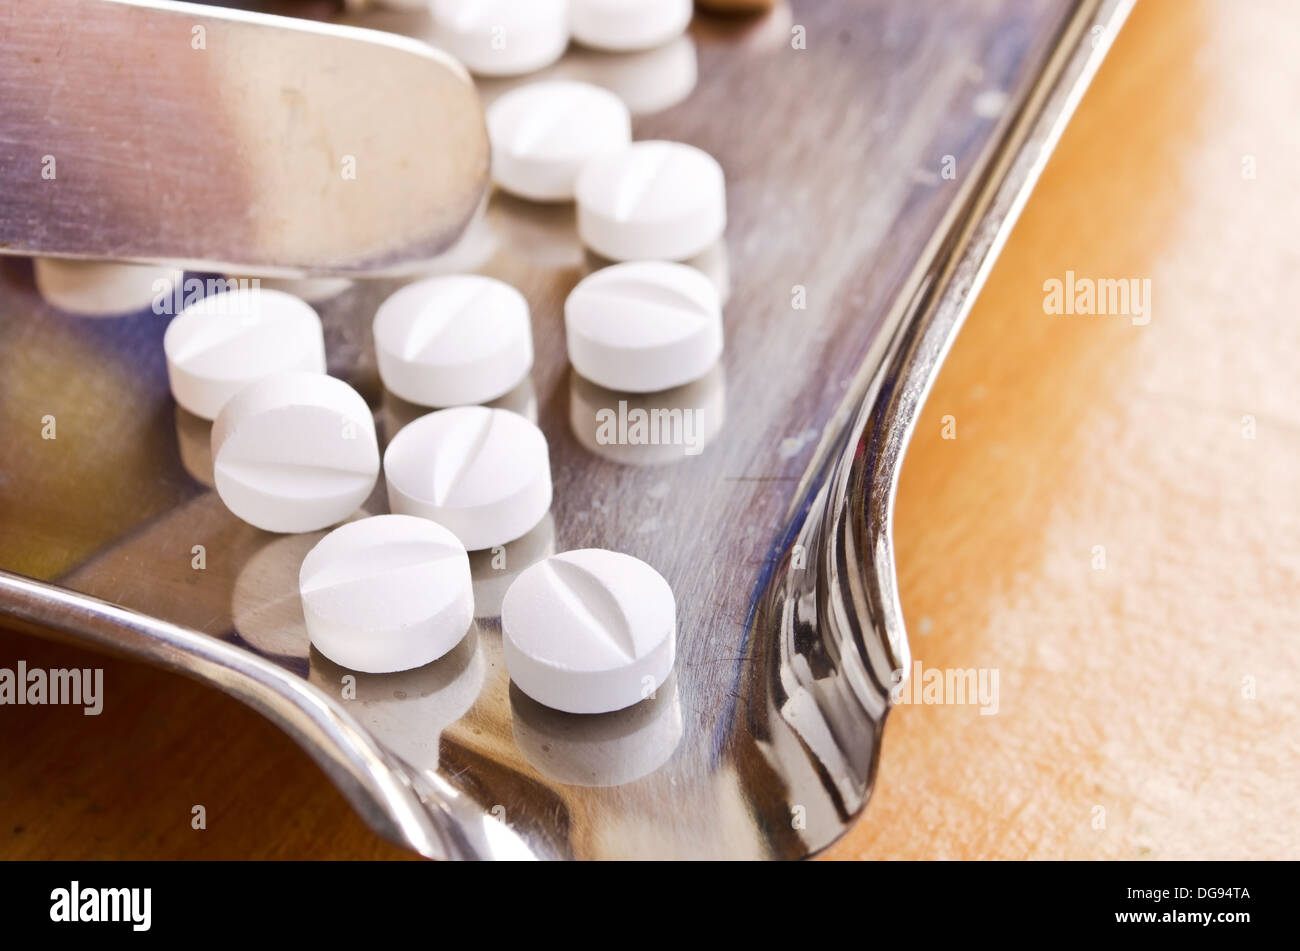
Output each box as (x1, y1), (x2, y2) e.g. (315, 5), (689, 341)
(0, 0), (489, 275)
(0, 0), (1134, 859)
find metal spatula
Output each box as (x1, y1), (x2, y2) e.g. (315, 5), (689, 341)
(0, 0), (489, 275)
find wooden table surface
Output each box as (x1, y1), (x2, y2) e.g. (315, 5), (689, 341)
(2, 0), (1297, 860)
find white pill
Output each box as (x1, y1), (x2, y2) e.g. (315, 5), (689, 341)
(565, 261), (723, 392)
(431, 0), (570, 77)
(502, 549), (675, 714)
(33, 258), (172, 317)
(575, 140), (726, 261)
(384, 406), (552, 551)
(571, 0), (693, 52)
(487, 80), (631, 202)
(299, 515), (473, 673)
(164, 288), (326, 420)
(212, 372), (380, 533)
(374, 275), (533, 408)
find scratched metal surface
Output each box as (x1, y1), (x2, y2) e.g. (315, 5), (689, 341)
(0, 0), (1075, 858)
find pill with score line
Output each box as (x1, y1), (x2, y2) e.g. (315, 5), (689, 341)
(502, 549), (676, 714)
(212, 372), (380, 534)
(575, 140), (726, 262)
(565, 260), (723, 393)
(165, 288), (326, 420)
(384, 406), (553, 551)
(299, 515), (474, 674)
(487, 80), (632, 202)
(373, 275), (533, 408)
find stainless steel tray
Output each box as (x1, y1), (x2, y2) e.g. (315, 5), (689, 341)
(0, 0), (1132, 859)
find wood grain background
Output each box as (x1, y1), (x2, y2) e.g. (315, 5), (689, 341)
(2, 0), (1297, 860)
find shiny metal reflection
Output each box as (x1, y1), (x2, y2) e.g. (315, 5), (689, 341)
(0, 0), (489, 275)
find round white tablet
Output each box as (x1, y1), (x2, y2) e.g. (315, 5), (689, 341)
(575, 140), (726, 261)
(384, 406), (552, 551)
(487, 80), (632, 202)
(164, 288), (327, 420)
(570, 0), (693, 52)
(299, 515), (474, 673)
(33, 258), (172, 317)
(502, 549), (676, 714)
(431, 0), (570, 77)
(212, 372), (380, 533)
(373, 275), (533, 408)
(565, 261), (723, 392)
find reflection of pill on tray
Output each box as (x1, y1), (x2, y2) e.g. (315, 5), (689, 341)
(576, 140), (726, 261)
(565, 260), (723, 392)
(571, 0), (693, 52)
(174, 406), (216, 488)
(487, 80), (631, 202)
(308, 634), (485, 772)
(511, 671), (684, 786)
(431, 0), (570, 77)
(502, 549), (676, 715)
(300, 515), (474, 674)
(569, 362), (726, 465)
(165, 288), (326, 420)
(469, 511), (556, 618)
(373, 275), (533, 408)
(384, 406), (553, 551)
(568, 34), (698, 116)
(212, 372), (379, 533)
